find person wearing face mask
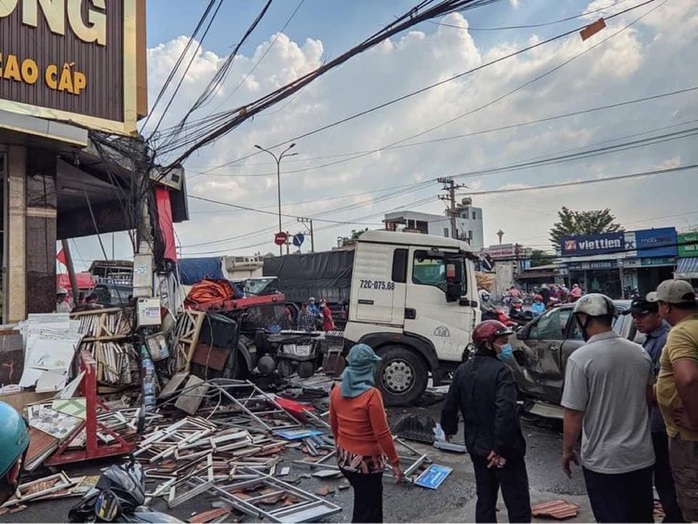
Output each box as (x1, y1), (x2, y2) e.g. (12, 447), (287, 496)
(561, 293), (655, 523)
(0, 402), (30, 505)
(647, 279), (698, 522)
(441, 320), (531, 523)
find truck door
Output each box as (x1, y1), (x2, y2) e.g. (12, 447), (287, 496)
(403, 249), (475, 362)
(350, 243), (406, 326)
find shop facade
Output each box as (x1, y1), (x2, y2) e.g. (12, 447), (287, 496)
(675, 232), (698, 285)
(559, 227), (679, 298)
(0, 1), (148, 322)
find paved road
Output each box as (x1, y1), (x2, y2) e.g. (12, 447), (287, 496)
(0, 399), (592, 523)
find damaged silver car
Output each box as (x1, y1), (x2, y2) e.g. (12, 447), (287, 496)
(508, 300), (643, 417)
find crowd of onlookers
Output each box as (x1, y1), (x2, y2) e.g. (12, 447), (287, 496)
(279, 296), (336, 332)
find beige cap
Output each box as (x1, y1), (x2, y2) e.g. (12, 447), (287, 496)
(647, 279), (696, 305)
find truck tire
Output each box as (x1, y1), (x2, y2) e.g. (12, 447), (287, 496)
(375, 346), (428, 407)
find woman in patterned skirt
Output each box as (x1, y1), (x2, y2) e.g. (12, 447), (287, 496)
(329, 344), (404, 523)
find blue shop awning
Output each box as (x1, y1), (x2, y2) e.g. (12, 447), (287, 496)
(675, 257), (698, 278)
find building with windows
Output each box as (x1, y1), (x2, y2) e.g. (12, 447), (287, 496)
(383, 206), (485, 251)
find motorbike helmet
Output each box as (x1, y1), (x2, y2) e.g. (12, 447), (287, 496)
(472, 320), (514, 348)
(573, 293), (617, 318)
(56, 287), (68, 296)
(0, 402), (30, 504)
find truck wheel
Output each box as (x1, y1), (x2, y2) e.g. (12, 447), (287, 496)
(375, 346), (428, 407)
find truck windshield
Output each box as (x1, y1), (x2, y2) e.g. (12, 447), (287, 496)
(412, 251), (467, 295)
(412, 251), (447, 292)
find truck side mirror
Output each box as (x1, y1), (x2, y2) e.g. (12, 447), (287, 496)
(446, 283), (461, 302)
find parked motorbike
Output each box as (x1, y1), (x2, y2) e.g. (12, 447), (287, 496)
(68, 456), (181, 523)
(482, 307), (518, 328)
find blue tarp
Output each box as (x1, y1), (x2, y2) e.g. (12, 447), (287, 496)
(178, 257), (225, 285)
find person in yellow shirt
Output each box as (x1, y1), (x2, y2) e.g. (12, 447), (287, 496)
(648, 279), (698, 522)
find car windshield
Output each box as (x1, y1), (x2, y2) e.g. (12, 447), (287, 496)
(244, 278), (277, 296)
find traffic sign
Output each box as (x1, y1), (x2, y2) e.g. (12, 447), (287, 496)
(293, 233), (305, 247)
(274, 231), (288, 246)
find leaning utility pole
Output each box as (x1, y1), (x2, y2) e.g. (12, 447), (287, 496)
(437, 177), (466, 240)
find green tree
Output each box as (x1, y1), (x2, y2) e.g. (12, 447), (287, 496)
(339, 228), (368, 247)
(549, 207), (623, 251)
(529, 249), (555, 267)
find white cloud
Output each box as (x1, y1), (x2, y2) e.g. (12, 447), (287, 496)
(137, 0), (698, 258)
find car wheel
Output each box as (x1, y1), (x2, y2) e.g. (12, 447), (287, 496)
(375, 346), (428, 407)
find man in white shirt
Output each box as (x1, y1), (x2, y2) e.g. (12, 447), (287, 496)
(561, 293), (655, 523)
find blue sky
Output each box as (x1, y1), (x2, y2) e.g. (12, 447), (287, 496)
(145, 0), (589, 59)
(70, 0), (698, 266)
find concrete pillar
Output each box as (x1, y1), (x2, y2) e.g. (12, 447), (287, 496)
(5, 146), (27, 323)
(25, 151), (57, 315)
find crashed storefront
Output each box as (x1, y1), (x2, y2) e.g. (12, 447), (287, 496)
(0, 0), (151, 320)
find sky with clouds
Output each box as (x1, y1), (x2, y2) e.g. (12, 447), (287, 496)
(72, 0), (698, 267)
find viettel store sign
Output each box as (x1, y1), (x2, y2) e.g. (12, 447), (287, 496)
(560, 232), (624, 257)
(0, 0), (147, 136)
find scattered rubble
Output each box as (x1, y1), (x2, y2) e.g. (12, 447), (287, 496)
(0, 307), (444, 522)
(531, 500), (580, 520)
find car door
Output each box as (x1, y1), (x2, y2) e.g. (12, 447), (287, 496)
(557, 314), (587, 404)
(516, 307), (574, 404)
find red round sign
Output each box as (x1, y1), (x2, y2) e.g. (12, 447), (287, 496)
(274, 231), (288, 246)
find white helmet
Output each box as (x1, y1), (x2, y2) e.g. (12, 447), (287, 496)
(56, 287), (68, 295)
(573, 293), (617, 317)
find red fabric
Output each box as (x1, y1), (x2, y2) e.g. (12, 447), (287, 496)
(275, 397), (313, 422)
(155, 187), (177, 262)
(56, 273), (95, 290)
(56, 249), (67, 267)
(184, 278), (236, 308)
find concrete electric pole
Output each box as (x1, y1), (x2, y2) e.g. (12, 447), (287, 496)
(437, 177), (466, 240)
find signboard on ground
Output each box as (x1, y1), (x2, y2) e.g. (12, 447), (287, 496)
(414, 464), (453, 490)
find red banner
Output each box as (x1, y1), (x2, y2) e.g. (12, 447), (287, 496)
(155, 187), (178, 262)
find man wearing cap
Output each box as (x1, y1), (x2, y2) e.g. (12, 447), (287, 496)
(630, 297), (684, 522)
(649, 279), (698, 521)
(55, 288), (72, 313)
(561, 293), (655, 523)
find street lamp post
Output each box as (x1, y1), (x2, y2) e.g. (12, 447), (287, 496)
(254, 143), (298, 256)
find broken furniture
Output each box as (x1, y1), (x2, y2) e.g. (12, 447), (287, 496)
(190, 467), (342, 523)
(44, 351), (135, 466)
(73, 308), (138, 387)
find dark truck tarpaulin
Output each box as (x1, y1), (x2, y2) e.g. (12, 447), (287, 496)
(178, 257), (225, 285)
(263, 250), (354, 304)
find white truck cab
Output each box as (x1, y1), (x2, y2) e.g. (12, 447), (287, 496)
(343, 230), (481, 405)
